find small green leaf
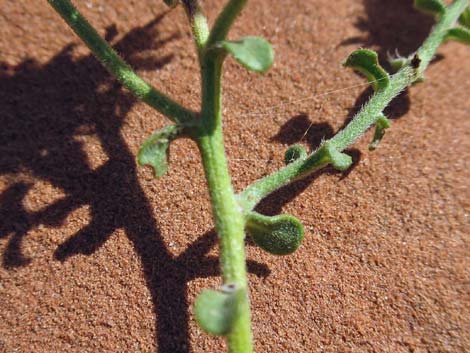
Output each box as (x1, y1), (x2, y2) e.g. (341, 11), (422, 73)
(369, 115), (391, 151)
(220, 36), (274, 73)
(284, 145), (307, 164)
(414, 0), (446, 17)
(317, 142), (353, 172)
(459, 8), (470, 28)
(138, 125), (182, 178)
(343, 49), (389, 91)
(327, 148), (353, 171)
(445, 27), (470, 44)
(246, 212), (304, 255)
(194, 285), (239, 336)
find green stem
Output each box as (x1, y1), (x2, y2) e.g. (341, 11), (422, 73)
(194, 1), (253, 350)
(48, 0), (195, 124)
(181, 0), (209, 52)
(417, 0), (468, 70)
(197, 56), (253, 352)
(207, 0), (248, 46)
(238, 0), (467, 211)
(191, 10), (210, 50)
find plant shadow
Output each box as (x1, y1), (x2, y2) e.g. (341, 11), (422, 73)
(0, 13), (269, 353)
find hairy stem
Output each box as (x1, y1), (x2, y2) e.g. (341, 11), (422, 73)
(207, 0), (248, 46)
(182, 0), (210, 52)
(193, 0), (253, 350)
(238, 0), (467, 211)
(48, 0), (195, 124)
(197, 55), (253, 352)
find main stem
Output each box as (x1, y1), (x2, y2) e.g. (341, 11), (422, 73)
(196, 56), (253, 352)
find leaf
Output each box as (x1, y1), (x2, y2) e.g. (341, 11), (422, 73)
(445, 27), (470, 45)
(414, 0), (446, 17)
(317, 142), (353, 172)
(459, 8), (470, 28)
(284, 145), (307, 164)
(343, 49), (389, 91)
(246, 212), (304, 255)
(138, 125), (182, 178)
(194, 285), (240, 336)
(220, 36), (274, 73)
(369, 114), (391, 151)
(326, 147), (353, 171)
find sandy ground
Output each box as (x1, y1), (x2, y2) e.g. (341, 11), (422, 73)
(1, 0), (469, 352)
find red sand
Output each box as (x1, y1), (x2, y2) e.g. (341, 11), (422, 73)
(1, 1), (469, 352)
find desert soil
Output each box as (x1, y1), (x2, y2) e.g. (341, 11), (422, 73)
(1, 0), (469, 352)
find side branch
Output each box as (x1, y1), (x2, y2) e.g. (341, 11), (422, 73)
(181, 0), (210, 52)
(207, 0), (248, 47)
(237, 0), (468, 212)
(48, 0), (196, 124)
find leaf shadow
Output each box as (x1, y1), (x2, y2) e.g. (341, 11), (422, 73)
(0, 12), (269, 353)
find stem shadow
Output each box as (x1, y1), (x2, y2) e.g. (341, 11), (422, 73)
(0, 13), (269, 353)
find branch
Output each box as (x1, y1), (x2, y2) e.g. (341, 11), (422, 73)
(48, 0), (196, 124)
(181, 0), (209, 51)
(207, 0), (248, 47)
(237, 0), (468, 212)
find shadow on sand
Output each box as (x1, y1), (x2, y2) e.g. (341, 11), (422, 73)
(0, 13), (269, 353)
